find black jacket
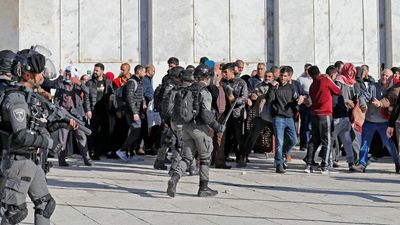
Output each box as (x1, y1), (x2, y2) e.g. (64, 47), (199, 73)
(124, 75), (144, 114)
(86, 76), (114, 111)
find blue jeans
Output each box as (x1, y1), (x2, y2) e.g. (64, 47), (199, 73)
(299, 106), (311, 150)
(273, 117), (297, 168)
(359, 121), (399, 167)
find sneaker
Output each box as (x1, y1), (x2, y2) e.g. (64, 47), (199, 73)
(225, 157), (235, 162)
(321, 167), (338, 174)
(84, 160), (93, 166)
(283, 162), (288, 170)
(276, 166), (286, 174)
(304, 165), (312, 173)
(349, 164), (363, 172)
(320, 167), (328, 174)
(130, 155), (144, 162)
(59, 162), (69, 167)
(116, 149), (129, 161)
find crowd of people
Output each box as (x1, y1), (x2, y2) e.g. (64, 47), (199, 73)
(1, 47), (400, 225)
(2, 49), (400, 204)
(32, 57), (400, 176)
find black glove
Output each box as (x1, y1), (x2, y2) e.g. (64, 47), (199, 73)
(50, 138), (63, 154)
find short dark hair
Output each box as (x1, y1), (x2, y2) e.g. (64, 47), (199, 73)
(304, 63), (312, 69)
(186, 65), (195, 70)
(199, 57), (209, 64)
(280, 66), (293, 75)
(361, 64), (369, 70)
(334, 61), (344, 69)
(134, 64), (145, 74)
(325, 65), (337, 77)
(167, 57), (179, 66)
(270, 65), (280, 73)
(308, 66), (320, 77)
(222, 63), (236, 71)
(286, 66), (294, 75)
(391, 66), (400, 75)
(94, 63), (104, 71)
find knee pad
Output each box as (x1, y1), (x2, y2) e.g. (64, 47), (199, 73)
(3, 203), (28, 225)
(200, 156), (211, 166)
(33, 194), (56, 219)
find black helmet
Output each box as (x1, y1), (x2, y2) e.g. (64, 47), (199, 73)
(0, 50), (16, 74)
(181, 68), (194, 82)
(11, 48), (46, 77)
(193, 64), (212, 80)
(168, 66), (184, 78)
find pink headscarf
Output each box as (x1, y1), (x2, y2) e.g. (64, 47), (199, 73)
(336, 63), (356, 85)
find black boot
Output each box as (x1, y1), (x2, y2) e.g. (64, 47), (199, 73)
(395, 163), (400, 174)
(197, 180), (218, 197)
(167, 173), (180, 197)
(154, 159), (167, 170)
(84, 159), (93, 166)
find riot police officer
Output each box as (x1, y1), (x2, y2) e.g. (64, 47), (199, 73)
(0, 50), (16, 92)
(0, 49), (62, 225)
(167, 64), (225, 198)
(0, 50), (17, 206)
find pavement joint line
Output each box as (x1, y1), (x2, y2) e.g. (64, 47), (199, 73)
(56, 198), (102, 225)
(215, 192), (286, 225)
(122, 209), (152, 225)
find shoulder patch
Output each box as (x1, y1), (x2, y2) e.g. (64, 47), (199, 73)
(13, 108), (26, 122)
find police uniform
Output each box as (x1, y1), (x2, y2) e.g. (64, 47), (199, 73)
(0, 50), (58, 225)
(0, 50), (17, 205)
(167, 65), (224, 198)
(153, 67), (184, 170)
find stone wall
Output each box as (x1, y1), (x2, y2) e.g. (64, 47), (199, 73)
(0, 0), (398, 85)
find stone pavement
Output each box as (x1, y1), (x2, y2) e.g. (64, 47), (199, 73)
(20, 151), (400, 225)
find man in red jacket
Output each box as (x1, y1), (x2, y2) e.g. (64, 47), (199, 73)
(305, 66), (341, 173)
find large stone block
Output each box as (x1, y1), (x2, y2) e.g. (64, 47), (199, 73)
(194, 0), (229, 62)
(0, 0), (19, 51)
(19, 0), (60, 69)
(387, 0), (400, 67)
(230, 0), (266, 62)
(79, 0), (121, 62)
(150, 0), (194, 65)
(275, 0), (380, 77)
(275, 0), (314, 75)
(329, 0), (364, 63)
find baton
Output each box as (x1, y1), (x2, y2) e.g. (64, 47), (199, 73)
(223, 100), (237, 126)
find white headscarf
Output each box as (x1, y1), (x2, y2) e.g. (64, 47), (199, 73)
(64, 64), (80, 79)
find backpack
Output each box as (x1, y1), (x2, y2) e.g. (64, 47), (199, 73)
(159, 83), (175, 119)
(170, 85), (203, 123)
(153, 83), (164, 113)
(113, 79), (137, 110)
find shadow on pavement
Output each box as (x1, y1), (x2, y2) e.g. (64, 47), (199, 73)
(213, 181), (400, 203)
(54, 203), (390, 225)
